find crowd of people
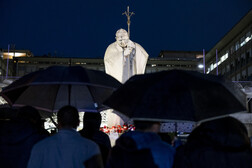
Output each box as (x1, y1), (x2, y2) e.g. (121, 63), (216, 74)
(1, 105), (252, 168)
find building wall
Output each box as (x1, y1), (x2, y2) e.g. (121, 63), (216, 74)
(12, 57), (105, 77)
(8, 55), (203, 78)
(206, 10), (252, 81)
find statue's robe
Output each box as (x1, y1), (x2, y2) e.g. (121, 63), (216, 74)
(104, 40), (149, 83)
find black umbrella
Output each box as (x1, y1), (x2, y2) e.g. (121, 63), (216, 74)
(0, 66), (121, 113)
(104, 70), (247, 122)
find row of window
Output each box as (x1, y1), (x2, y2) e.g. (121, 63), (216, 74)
(207, 52), (229, 74)
(207, 49), (252, 77)
(207, 30), (252, 74)
(230, 66), (252, 81)
(233, 31), (252, 52)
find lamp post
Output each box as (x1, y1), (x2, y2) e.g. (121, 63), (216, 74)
(203, 49), (205, 74)
(5, 44), (10, 79)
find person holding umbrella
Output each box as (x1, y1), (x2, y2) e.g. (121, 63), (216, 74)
(173, 117), (252, 168)
(106, 120), (175, 168)
(0, 106), (48, 168)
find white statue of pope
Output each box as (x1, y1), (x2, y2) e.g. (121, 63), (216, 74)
(104, 28), (149, 83)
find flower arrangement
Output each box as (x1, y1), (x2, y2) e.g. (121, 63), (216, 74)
(100, 124), (135, 134)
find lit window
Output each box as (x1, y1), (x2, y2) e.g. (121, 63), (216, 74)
(198, 64), (204, 69)
(240, 36), (246, 47)
(210, 64), (214, 70)
(245, 31), (251, 43)
(245, 37), (251, 43)
(225, 52), (229, 59)
(221, 56), (225, 62)
(220, 52), (228, 64)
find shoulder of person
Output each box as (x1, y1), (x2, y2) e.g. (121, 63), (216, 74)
(105, 42), (119, 51)
(104, 42), (122, 58)
(30, 135), (55, 151)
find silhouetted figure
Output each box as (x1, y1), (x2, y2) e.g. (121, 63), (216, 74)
(158, 133), (172, 145)
(0, 106), (48, 168)
(17, 105), (49, 136)
(0, 104), (18, 119)
(79, 112), (111, 165)
(173, 117), (252, 168)
(106, 120), (175, 168)
(27, 105), (103, 168)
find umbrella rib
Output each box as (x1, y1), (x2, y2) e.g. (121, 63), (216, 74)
(86, 85), (98, 111)
(51, 84), (61, 113)
(68, 84), (71, 105)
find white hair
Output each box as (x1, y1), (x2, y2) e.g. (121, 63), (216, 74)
(115, 28), (128, 37)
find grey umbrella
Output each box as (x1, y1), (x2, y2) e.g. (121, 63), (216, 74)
(0, 66), (121, 113)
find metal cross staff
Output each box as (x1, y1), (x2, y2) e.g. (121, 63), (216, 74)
(122, 6), (134, 38)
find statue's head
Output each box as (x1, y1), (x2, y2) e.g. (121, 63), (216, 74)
(115, 28), (129, 48)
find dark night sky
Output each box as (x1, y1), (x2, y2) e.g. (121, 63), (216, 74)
(0, 0), (252, 58)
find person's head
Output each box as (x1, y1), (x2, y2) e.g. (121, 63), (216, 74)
(18, 105), (43, 127)
(57, 105), (79, 129)
(115, 28), (129, 48)
(83, 112), (102, 131)
(133, 120), (161, 133)
(188, 116), (250, 149)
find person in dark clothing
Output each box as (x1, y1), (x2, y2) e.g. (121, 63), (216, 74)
(0, 106), (48, 168)
(79, 112), (111, 165)
(173, 116), (252, 168)
(106, 120), (175, 168)
(17, 105), (49, 136)
(107, 134), (159, 168)
(158, 132), (172, 145)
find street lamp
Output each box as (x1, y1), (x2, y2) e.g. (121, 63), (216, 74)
(198, 64), (204, 69)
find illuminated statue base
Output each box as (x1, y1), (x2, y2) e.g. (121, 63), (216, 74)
(100, 109), (129, 127)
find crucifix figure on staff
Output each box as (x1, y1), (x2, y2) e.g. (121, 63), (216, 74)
(123, 6), (134, 38)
